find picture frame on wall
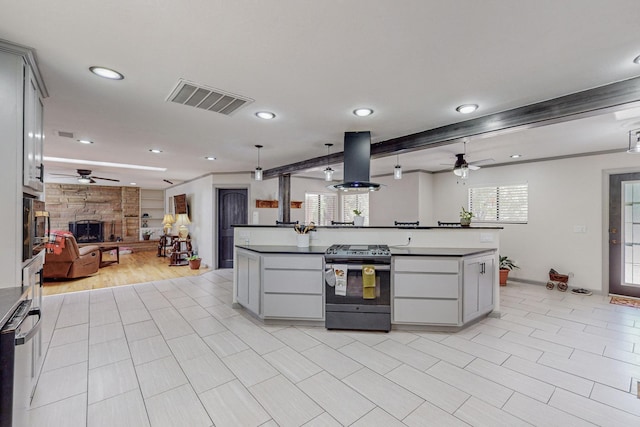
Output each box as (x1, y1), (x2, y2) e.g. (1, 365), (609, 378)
(174, 194), (188, 215)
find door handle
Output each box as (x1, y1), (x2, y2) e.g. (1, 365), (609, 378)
(611, 239), (619, 245)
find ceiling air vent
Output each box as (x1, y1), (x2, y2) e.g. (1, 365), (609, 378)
(57, 131), (75, 138)
(167, 79), (253, 116)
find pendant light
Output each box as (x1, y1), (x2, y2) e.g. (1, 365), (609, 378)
(324, 143), (334, 181)
(254, 144), (263, 181)
(394, 154), (402, 179)
(628, 129), (640, 153)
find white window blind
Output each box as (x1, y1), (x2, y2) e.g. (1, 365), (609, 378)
(469, 184), (528, 223)
(305, 193), (337, 225)
(342, 193), (369, 225)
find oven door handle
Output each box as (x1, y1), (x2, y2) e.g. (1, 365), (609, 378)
(326, 263), (391, 271)
(15, 308), (42, 346)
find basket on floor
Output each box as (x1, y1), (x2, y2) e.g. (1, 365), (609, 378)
(547, 271), (569, 291)
(549, 273), (569, 283)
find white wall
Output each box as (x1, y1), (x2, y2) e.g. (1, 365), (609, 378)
(369, 172), (421, 226)
(432, 151), (640, 293)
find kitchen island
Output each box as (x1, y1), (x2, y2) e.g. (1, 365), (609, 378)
(234, 225), (499, 330)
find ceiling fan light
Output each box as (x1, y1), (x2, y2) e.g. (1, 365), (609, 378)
(78, 177), (91, 184)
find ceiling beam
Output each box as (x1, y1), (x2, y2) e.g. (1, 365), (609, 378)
(263, 75), (640, 179)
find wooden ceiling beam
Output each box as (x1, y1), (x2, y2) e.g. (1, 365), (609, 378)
(263, 75), (640, 179)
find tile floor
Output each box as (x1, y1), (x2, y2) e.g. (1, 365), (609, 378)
(27, 272), (640, 426)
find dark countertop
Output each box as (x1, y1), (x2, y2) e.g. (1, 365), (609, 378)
(236, 245), (329, 255)
(236, 245), (495, 257)
(0, 286), (28, 327)
(234, 225), (503, 230)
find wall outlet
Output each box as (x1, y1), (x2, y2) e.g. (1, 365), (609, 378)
(239, 230), (250, 245)
(573, 225), (587, 233)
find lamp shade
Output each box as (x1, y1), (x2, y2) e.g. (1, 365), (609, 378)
(162, 214), (175, 225)
(175, 213), (191, 239)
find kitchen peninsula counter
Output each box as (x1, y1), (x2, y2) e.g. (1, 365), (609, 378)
(236, 244), (494, 258)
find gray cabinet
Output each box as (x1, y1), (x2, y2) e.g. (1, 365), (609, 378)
(0, 41), (47, 289)
(236, 249), (261, 315)
(262, 254), (324, 320)
(463, 254), (495, 323)
(23, 63), (44, 193)
(393, 257), (462, 325)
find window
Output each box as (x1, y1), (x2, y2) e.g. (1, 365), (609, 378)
(469, 184), (528, 223)
(342, 193), (369, 225)
(305, 193), (337, 225)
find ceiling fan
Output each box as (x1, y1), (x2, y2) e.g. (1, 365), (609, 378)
(442, 141), (494, 179)
(49, 169), (120, 184)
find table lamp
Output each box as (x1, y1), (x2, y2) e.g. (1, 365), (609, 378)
(162, 213), (175, 235)
(175, 213), (191, 239)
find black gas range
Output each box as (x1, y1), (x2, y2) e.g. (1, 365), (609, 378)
(324, 244), (391, 332)
(324, 244), (391, 264)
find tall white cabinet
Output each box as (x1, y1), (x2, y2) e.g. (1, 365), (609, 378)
(0, 40), (48, 289)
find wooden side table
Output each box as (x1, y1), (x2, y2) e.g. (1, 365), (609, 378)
(169, 238), (192, 266)
(98, 245), (120, 267)
(157, 235), (177, 257)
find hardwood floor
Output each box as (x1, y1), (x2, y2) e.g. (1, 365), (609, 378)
(42, 250), (211, 296)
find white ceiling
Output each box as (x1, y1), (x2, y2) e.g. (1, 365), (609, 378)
(1, 0), (640, 188)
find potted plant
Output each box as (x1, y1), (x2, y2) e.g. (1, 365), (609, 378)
(187, 254), (201, 270)
(353, 209), (365, 226)
(142, 230), (154, 240)
(499, 255), (519, 286)
(460, 206), (473, 227)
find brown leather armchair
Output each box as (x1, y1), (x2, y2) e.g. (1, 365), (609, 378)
(43, 233), (100, 279)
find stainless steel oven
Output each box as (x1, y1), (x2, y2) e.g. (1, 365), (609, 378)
(325, 244), (392, 331)
(23, 197), (49, 262)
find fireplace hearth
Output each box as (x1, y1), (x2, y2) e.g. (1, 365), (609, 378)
(69, 220), (104, 243)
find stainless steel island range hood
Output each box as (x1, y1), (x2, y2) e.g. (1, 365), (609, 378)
(329, 131), (381, 191)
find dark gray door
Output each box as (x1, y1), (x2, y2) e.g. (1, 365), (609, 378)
(609, 173), (640, 298)
(218, 189), (248, 269)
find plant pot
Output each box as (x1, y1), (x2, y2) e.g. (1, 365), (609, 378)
(354, 216), (365, 227)
(460, 218), (471, 227)
(143, 234), (151, 240)
(297, 233), (310, 247)
(189, 258), (201, 270)
(499, 269), (509, 286)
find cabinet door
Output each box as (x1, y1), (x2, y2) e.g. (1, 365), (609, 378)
(247, 254), (260, 314)
(23, 64), (43, 192)
(478, 257), (494, 312)
(236, 253), (249, 306)
(463, 259), (480, 321)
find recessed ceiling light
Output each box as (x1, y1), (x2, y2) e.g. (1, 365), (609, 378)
(149, 149), (162, 154)
(634, 55), (640, 65)
(130, 182), (137, 186)
(255, 111), (276, 120)
(205, 156), (216, 161)
(89, 66), (124, 80)
(510, 154), (522, 158)
(43, 156), (167, 171)
(456, 104), (479, 114)
(353, 108), (374, 117)
(77, 139), (93, 144)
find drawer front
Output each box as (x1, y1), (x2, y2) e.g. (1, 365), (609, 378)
(263, 294), (323, 319)
(393, 298), (459, 324)
(394, 273), (459, 298)
(263, 255), (323, 270)
(263, 270), (322, 294)
(394, 258), (459, 273)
